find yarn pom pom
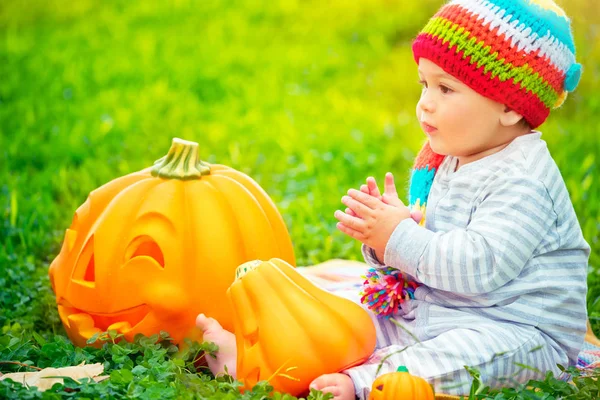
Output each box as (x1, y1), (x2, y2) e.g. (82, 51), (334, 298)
(564, 63), (582, 92)
(360, 267), (418, 318)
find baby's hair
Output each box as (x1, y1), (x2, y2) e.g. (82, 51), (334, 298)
(520, 118), (532, 131)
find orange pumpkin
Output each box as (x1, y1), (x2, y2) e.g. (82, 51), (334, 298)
(48, 138), (295, 347)
(369, 366), (434, 400)
(227, 258), (376, 396)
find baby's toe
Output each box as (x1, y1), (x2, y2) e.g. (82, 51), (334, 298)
(310, 373), (340, 391)
(195, 313), (223, 334)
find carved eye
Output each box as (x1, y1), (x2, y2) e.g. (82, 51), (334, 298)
(124, 235), (165, 267)
(376, 384), (384, 391)
(84, 250), (95, 282)
(72, 235), (96, 286)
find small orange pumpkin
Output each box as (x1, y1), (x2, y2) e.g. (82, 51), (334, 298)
(49, 138), (295, 347)
(369, 366), (434, 400)
(227, 258), (376, 396)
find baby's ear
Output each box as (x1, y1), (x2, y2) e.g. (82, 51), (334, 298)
(500, 106), (525, 127)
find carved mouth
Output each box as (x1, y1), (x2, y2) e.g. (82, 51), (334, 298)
(57, 300), (151, 336)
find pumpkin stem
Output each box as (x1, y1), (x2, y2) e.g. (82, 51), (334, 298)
(151, 138), (211, 180)
(235, 260), (263, 280)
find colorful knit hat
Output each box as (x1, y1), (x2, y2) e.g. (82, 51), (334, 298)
(412, 0), (581, 129)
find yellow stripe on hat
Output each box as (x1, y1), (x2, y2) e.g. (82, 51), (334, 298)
(527, 0), (567, 17)
(553, 90), (568, 109)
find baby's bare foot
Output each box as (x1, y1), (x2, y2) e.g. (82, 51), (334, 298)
(310, 373), (355, 400)
(195, 314), (237, 377)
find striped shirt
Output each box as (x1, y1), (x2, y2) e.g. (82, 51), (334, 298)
(364, 131), (590, 367)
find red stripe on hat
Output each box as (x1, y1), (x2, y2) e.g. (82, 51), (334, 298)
(436, 4), (565, 95)
(413, 34), (550, 128)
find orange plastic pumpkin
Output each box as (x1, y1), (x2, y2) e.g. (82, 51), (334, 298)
(227, 258), (376, 396)
(369, 366), (434, 400)
(49, 138), (295, 347)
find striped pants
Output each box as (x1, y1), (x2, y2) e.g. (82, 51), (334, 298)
(336, 290), (566, 399)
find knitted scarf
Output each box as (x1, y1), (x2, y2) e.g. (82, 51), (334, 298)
(408, 141), (446, 225)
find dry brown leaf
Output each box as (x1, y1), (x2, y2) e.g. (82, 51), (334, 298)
(0, 362), (107, 391)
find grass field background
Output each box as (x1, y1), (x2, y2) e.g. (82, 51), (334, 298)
(1, 0), (599, 396)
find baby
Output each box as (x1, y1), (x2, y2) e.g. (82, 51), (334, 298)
(197, 0), (590, 399)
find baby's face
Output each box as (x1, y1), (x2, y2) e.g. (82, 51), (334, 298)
(415, 58), (509, 158)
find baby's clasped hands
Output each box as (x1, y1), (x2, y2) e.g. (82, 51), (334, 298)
(335, 173), (412, 259)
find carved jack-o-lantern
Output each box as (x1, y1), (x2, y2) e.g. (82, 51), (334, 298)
(49, 138), (295, 347)
(228, 258), (376, 396)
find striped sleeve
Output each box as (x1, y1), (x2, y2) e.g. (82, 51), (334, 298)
(361, 243), (386, 269)
(383, 177), (557, 294)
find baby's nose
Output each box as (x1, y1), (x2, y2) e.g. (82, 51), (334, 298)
(418, 96), (435, 113)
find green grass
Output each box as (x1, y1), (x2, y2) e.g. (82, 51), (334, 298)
(1, 0), (599, 398)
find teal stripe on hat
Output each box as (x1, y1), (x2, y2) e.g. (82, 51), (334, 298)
(483, 0), (575, 53)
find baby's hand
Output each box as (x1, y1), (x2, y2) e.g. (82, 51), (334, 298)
(346, 173), (422, 224)
(335, 188), (411, 256)
(345, 178), (377, 219)
(377, 173), (404, 207)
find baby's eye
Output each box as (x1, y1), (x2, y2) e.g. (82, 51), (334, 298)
(418, 80), (428, 89)
(440, 85), (453, 94)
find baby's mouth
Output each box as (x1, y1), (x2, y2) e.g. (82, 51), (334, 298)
(421, 122), (438, 134)
(57, 299), (151, 337)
